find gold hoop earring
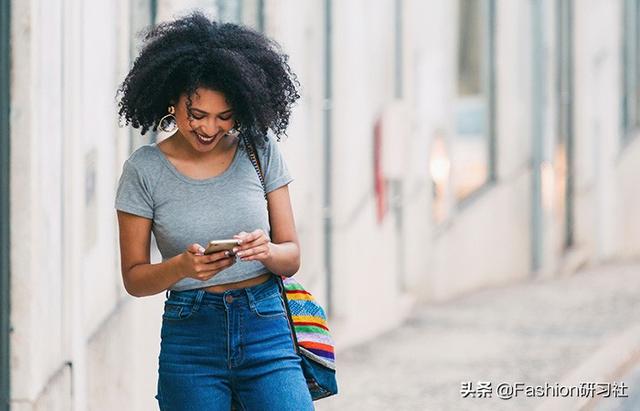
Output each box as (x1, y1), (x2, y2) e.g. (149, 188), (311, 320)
(158, 106), (177, 133)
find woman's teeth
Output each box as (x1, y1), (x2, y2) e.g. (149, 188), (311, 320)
(196, 133), (215, 143)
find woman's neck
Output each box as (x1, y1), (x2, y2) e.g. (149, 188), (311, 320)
(164, 132), (237, 162)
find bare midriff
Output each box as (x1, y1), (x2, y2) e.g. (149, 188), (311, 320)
(201, 272), (272, 293)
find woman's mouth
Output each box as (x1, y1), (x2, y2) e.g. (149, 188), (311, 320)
(195, 132), (216, 145)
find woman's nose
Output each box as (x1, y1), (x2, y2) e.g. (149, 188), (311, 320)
(200, 117), (220, 135)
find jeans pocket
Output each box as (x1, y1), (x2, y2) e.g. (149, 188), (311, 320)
(253, 293), (286, 318)
(162, 300), (194, 321)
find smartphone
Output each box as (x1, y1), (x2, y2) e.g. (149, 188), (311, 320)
(203, 239), (239, 255)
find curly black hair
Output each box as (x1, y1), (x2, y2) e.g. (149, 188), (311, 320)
(117, 11), (300, 143)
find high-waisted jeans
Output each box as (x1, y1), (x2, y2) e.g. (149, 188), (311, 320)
(155, 274), (314, 410)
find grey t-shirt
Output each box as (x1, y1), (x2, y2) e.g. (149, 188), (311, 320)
(114, 135), (293, 291)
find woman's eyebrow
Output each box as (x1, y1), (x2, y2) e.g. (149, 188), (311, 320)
(191, 107), (233, 115)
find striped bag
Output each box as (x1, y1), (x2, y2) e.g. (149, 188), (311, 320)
(276, 275), (338, 400)
(243, 134), (338, 400)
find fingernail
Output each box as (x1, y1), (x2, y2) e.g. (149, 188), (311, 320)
(237, 240), (243, 245)
(224, 251), (229, 257)
(198, 246), (205, 253)
(232, 247), (238, 253)
(236, 251), (243, 257)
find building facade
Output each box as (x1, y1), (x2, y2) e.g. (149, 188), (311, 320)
(2, 0), (639, 409)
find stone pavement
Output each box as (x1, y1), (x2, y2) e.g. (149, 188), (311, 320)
(315, 262), (640, 411)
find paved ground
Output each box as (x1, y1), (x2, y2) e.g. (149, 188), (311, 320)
(594, 358), (640, 411)
(315, 262), (640, 411)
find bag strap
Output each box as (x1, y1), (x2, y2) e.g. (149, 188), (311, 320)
(242, 134), (267, 200)
(242, 134), (301, 355)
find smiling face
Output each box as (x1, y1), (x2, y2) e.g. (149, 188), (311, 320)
(173, 88), (236, 153)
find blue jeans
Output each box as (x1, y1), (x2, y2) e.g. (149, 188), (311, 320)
(155, 274), (314, 410)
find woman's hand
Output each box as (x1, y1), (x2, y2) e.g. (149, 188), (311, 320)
(233, 186), (300, 276)
(179, 243), (236, 281)
(232, 230), (273, 262)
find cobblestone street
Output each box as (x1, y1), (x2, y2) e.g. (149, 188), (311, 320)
(316, 262), (640, 411)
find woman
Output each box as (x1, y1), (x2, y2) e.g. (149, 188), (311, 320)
(114, 12), (313, 410)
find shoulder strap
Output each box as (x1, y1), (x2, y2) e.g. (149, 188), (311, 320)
(243, 135), (302, 354)
(242, 134), (267, 200)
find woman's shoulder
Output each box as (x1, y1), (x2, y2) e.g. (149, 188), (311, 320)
(251, 132), (282, 159)
(125, 143), (162, 166)
(122, 143), (165, 178)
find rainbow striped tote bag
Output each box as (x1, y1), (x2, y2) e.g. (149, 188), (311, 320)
(276, 275), (338, 400)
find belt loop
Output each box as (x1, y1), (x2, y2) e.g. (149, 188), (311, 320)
(245, 285), (257, 309)
(193, 289), (205, 312)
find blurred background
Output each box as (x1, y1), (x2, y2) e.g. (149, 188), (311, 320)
(1, 0), (640, 410)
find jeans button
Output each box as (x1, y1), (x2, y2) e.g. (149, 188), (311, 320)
(225, 295), (234, 303)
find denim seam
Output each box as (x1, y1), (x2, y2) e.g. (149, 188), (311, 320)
(225, 303), (231, 370)
(245, 285), (256, 315)
(229, 379), (248, 411)
(193, 289), (205, 312)
(237, 308), (245, 367)
(281, 295), (297, 354)
(253, 298), (287, 318)
(162, 302), (194, 321)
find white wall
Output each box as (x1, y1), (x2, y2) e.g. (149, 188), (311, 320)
(573, 0), (622, 262)
(9, 0), (640, 408)
(10, 0), (67, 407)
(10, 0), (161, 409)
(617, 138), (640, 258)
(324, 0), (415, 345)
(264, 0), (329, 306)
(402, 0), (450, 295)
(406, 0), (533, 301)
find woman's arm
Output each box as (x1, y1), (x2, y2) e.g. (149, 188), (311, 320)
(117, 211), (184, 297)
(233, 184), (300, 277)
(117, 211), (235, 297)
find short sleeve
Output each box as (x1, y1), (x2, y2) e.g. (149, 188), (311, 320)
(261, 137), (294, 193)
(115, 159), (154, 219)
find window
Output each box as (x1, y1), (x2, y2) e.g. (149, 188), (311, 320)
(394, 0), (404, 99)
(216, 0), (264, 29)
(452, 0), (496, 201)
(216, 0), (242, 23)
(129, 0), (156, 152)
(556, 0), (574, 248)
(623, 0), (640, 141)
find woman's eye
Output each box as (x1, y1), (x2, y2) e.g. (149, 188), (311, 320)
(219, 116), (232, 121)
(192, 115), (205, 120)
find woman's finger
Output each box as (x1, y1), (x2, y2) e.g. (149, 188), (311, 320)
(202, 250), (228, 262)
(237, 229), (265, 244)
(252, 229), (270, 242)
(237, 245), (269, 259)
(233, 231), (249, 243)
(235, 247), (254, 258)
(238, 232), (269, 251)
(187, 243), (206, 255)
(196, 259), (235, 280)
(240, 251), (269, 262)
